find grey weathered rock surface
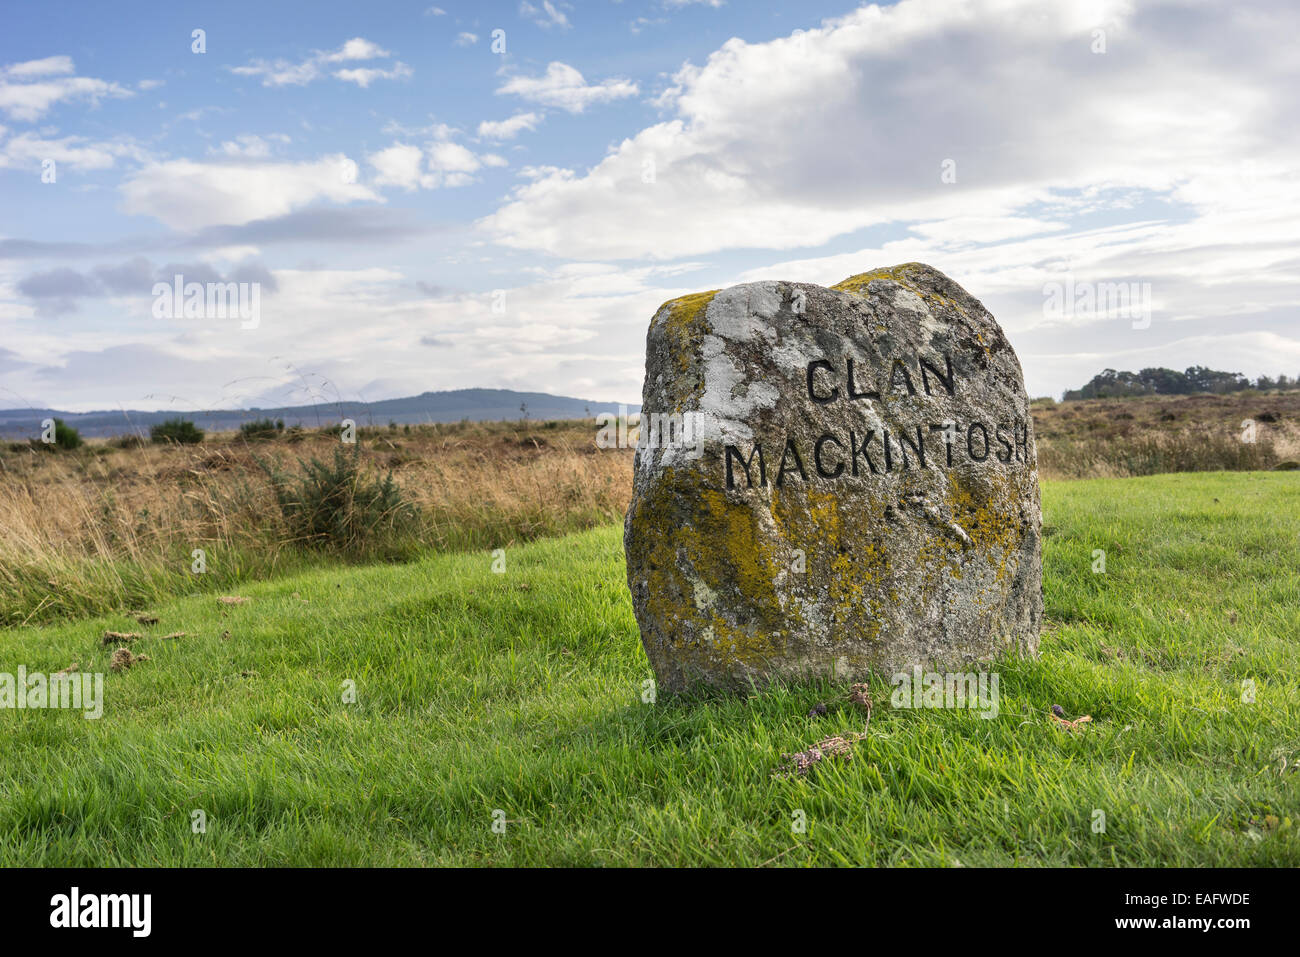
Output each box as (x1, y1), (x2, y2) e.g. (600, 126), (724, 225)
(624, 263), (1042, 694)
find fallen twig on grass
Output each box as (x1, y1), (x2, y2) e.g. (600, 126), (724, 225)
(773, 723), (870, 779)
(1050, 712), (1093, 732)
(772, 733), (861, 778)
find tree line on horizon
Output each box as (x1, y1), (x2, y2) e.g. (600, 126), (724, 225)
(1063, 366), (1300, 401)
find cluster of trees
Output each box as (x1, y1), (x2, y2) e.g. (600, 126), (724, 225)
(1064, 367), (1300, 400)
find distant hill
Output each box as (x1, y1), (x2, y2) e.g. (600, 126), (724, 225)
(0, 388), (640, 440)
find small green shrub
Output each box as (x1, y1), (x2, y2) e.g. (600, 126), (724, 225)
(151, 418), (205, 445)
(49, 418), (82, 450)
(239, 418), (283, 440)
(259, 445), (417, 552)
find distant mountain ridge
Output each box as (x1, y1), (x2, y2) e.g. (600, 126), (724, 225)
(0, 388), (640, 439)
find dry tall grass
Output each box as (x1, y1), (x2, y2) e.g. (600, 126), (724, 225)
(0, 420), (631, 625)
(1032, 391), (1300, 479)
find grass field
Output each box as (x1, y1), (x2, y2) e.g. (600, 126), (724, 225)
(1, 471), (1296, 866)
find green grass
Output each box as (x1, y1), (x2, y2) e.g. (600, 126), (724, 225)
(1, 472), (1297, 865)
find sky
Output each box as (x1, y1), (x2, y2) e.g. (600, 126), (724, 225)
(1, 0), (1297, 413)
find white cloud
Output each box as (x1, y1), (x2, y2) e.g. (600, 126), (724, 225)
(210, 134), (290, 158)
(367, 143), (428, 190)
(467, 0), (1300, 398)
(496, 62), (637, 113)
(228, 59), (318, 88)
(482, 0), (1300, 263)
(0, 56), (75, 79)
(230, 37), (409, 88)
(0, 57), (132, 121)
(456, 32), (479, 47)
(0, 262), (645, 412)
(367, 133), (507, 191)
(520, 1), (570, 30)
(428, 141), (482, 175)
(321, 38), (390, 62)
(724, 196), (1300, 397)
(907, 217), (1069, 246)
(380, 119), (458, 141)
(630, 17), (667, 34)
(119, 155), (381, 230)
(0, 131), (147, 171)
(477, 111), (542, 140)
(334, 63), (413, 88)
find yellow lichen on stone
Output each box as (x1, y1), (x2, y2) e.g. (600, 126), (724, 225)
(654, 289), (720, 374)
(831, 264), (919, 297)
(777, 487), (889, 642)
(695, 488), (782, 609)
(942, 472), (1023, 582)
(634, 480), (791, 668)
(833, 263), (960, 314)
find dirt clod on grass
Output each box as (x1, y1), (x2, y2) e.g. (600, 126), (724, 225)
(217, 596), (249, 605)
(102, 631), (143, 644)
(109, 647), (150, 672)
